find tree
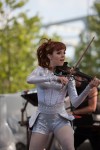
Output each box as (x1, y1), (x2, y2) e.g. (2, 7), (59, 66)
(0, 0), (61, 93)
(0, 0), (60, 93)
(0, 0), (40, 93)
(74, 1), (100, 79)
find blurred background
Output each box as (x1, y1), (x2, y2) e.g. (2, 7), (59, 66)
(0, 0), (100, 150)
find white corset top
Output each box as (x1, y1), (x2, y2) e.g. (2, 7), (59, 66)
(27, 66), (91, 108)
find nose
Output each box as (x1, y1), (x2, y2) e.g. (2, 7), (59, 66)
(61, 53), (65, 58)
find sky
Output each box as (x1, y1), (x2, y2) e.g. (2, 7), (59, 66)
(24, 0), (95, 23)
(21, 0), (96, 58)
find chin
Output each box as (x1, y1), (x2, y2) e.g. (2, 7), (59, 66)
(57, 62), (64, 66)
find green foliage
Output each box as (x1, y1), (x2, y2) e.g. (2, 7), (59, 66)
(74, 2), (100, 78)
(0, 0), (61, 94)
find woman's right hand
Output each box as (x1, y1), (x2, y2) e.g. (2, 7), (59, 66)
(57, 76), (69, 85)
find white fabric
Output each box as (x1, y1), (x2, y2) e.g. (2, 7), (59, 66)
(27, 66), (91, 128)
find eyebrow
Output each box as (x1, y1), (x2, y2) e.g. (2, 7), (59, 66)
(57, 49), (66, 52)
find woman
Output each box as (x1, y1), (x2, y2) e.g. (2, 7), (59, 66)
(72, 76), (100, 150)
(27, 39), (100, 150)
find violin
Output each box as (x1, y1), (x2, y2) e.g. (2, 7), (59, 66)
(54, 62), (93, 82)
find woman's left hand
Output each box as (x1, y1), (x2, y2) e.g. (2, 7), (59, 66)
(89, 77), (100, 88)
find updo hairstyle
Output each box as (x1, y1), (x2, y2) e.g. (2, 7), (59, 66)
(37, 38), (66, 68)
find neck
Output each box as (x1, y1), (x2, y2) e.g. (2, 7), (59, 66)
(49, 65), (55, 71)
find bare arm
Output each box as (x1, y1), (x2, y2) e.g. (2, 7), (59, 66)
(72, 87), (98, 115)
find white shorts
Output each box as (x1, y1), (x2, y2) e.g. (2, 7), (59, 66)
(32, 113), (71, 135)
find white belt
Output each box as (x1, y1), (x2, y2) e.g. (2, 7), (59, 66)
(38, 102), (66, 114)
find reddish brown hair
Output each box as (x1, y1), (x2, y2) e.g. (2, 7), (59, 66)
(37, 39), (66, 68)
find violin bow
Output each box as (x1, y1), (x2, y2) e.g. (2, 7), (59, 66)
(74, 36), (95, 69)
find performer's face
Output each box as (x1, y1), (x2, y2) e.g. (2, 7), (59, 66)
(48, 49), (65, 69)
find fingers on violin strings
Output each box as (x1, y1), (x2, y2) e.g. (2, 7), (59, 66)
(94, 77), (100, 86)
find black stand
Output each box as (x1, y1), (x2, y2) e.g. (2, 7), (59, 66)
(19, 101), (30, 150)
